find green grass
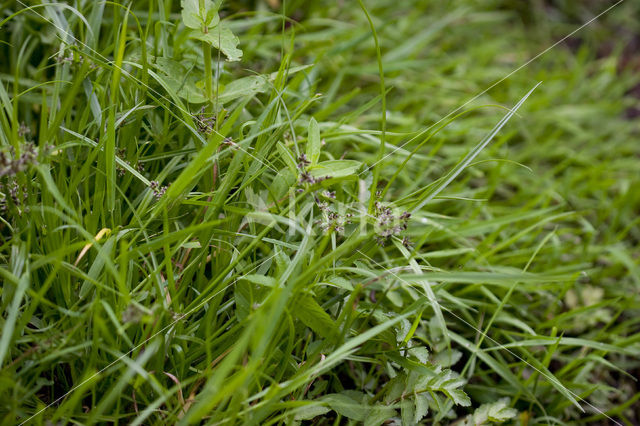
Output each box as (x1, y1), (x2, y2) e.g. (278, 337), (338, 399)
(1, 0), (639, 424)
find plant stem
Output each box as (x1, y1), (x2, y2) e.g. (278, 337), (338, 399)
(203, 43), (213, 108)
(200, 0), (213, 112)
(358, 0), (386, 215)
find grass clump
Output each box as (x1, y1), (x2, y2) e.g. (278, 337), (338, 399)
(0, 0), (639, 424)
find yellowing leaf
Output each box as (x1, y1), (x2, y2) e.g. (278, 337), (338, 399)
(75, 228), (112, 266)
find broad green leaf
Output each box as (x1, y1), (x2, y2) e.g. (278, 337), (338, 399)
(322, 391), (395, 425)
(307, 117), (321, 165)
(154, 58), (208, 103)
(293, 404), (331, 420)
(292, 293), (338, 339)
(321, 392), (367, 421)
(235, 281), (252, 321)
(181, 0), (220, 30)
(321, 276), (354, 291)
(154, 57), (186, 79)
(365, 405), (396, 426)
(308, 160), (361, 179)
(241, 274), (277, 288)
(271, 168), (297, 199)
(191, 23), (243, 62)
(433, 349), (462, 367)
(173, 78), (207, 104)
(384, 375), (405, 404)
(218, 75), (268, 104)
(158, 65), (267, 108)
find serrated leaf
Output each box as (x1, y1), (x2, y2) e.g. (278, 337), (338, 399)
(447, 388), (471, 407)
(397, 318), (412, 343)
(414, 368), (471, 407)
(462, 398), (518, 425)
(414, 392), (430, 423)
(181, 0), (220, 30)
(307, 117), (321, 165)
(292, 293), (338, 339)
(409, 346), (430, 364)
(191, 23), (243, 62)
(401, 399), (415, 426)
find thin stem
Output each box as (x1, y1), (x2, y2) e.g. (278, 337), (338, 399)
(203, 42), (213, 108)
(200, 0), (213, 111)
(357, 0), (386, 214)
